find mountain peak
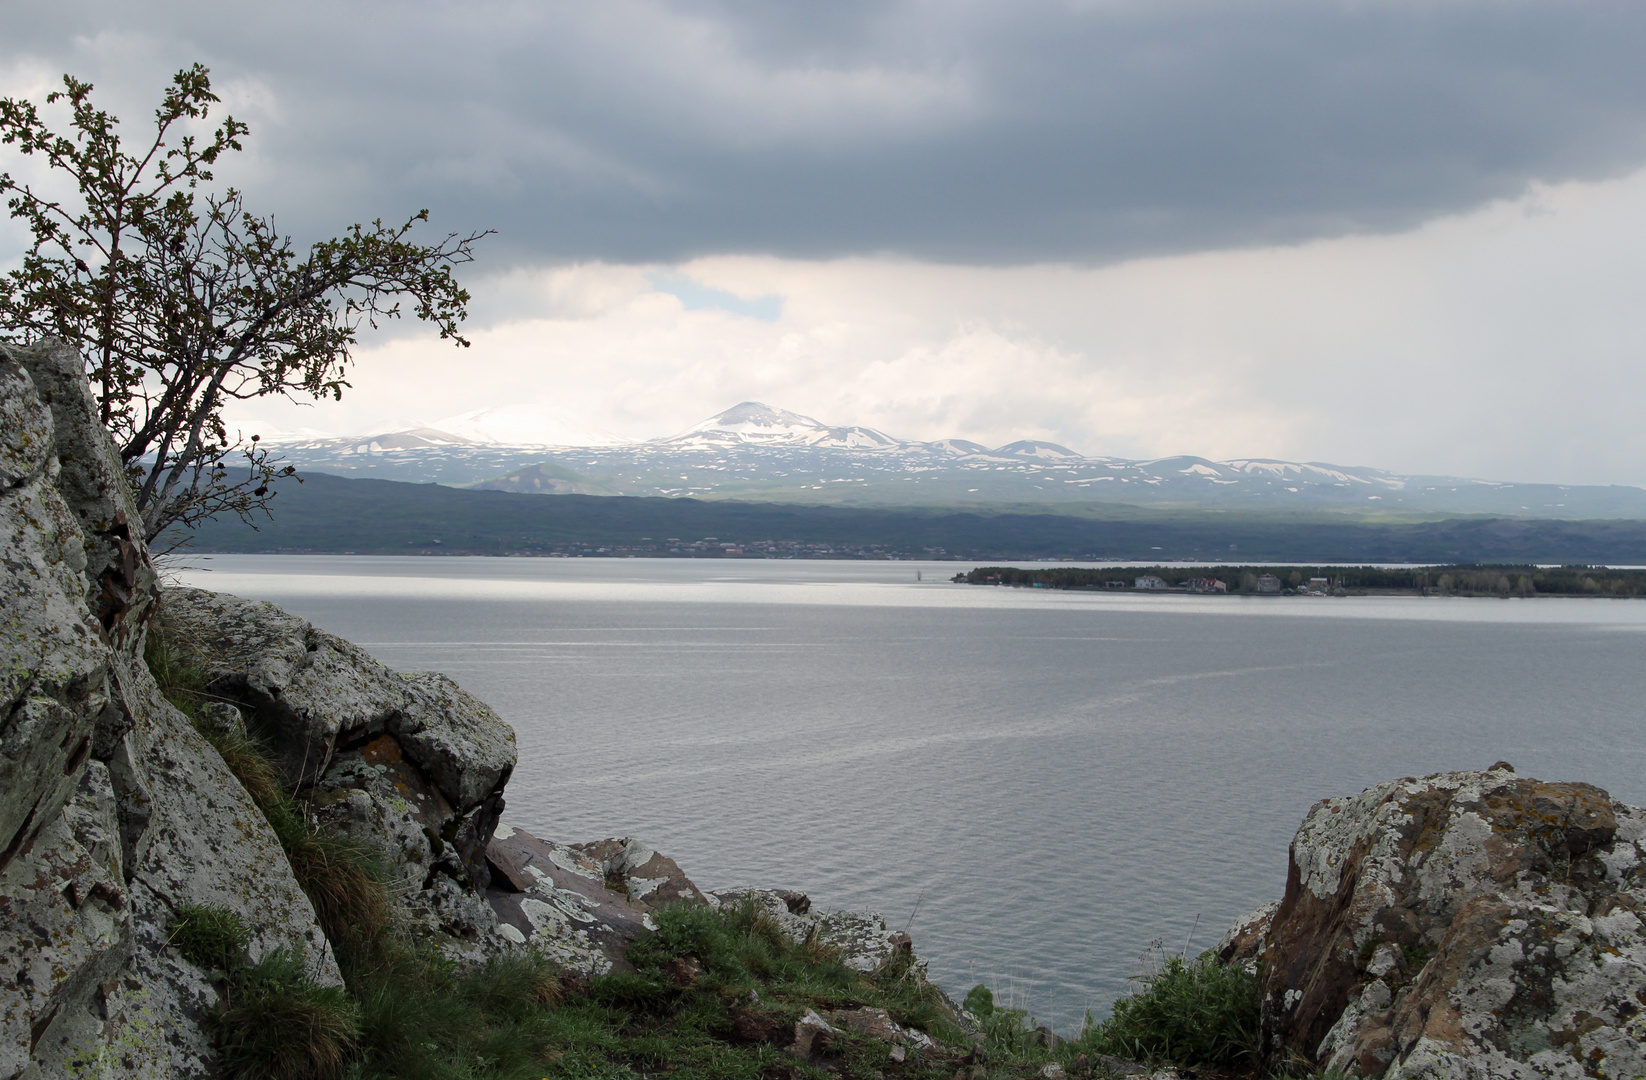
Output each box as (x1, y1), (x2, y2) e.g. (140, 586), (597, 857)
(690, 402), (828, 433)
(993, 439), (1084, 460)
(667, 402), (901, 451)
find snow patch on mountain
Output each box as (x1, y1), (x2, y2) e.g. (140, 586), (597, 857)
(665, 402), (900, 450)
(992, 440), (1085, 460)
(259, 399), (1646, 518)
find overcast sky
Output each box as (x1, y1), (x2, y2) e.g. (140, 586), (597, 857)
(6, 2), (1646, 484)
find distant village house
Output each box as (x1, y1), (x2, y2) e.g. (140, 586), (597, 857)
(1134, 575), (1169, 590)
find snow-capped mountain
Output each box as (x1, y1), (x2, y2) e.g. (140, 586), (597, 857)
(260, 401), (1646, 519)
(664, 402), (902, 451)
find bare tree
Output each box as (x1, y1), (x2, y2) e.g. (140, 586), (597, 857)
(0, 65), (491, 544)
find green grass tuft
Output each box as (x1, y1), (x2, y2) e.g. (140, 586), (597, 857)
(214, 949), (361, 1080)
(144, 619), (212, 723)
(169, 904), (250, 972)
(1077, 947), (1262, 1069)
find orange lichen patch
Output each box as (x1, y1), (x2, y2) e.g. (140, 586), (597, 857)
(356, 735), (427, 803)
(1480, 780), (1616, 860)
(357, 733), (407, 769)
(320, 734), (455, 830)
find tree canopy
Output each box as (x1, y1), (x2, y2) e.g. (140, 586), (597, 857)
(0, 64), (490, 544)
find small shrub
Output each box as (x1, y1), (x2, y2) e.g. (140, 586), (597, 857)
(1082, 950), (1261, 1068)
(630, 902), (737, 973)
(587, 971), (675, 1012)
(169, 904), (250, 972)
(976, 997), (1037, 1057)
(214, 949), (361, 1080)
(964, 983), (996, 1017)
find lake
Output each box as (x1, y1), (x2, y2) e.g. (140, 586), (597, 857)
(166, 555), (1646, 1029)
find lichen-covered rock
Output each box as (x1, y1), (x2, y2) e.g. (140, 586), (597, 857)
(1, 341), (340, 1077)
(826, 1006), (940, 1051)
(155, 588), (421, 781)
(483, 825), (659, 974)
(1256, 764), (1646, 1079)
(159, 587), (516, 890)
(708, 888), (918, 974)
(1215, 900), (1278, 967)
(12, 339), (156, 654)
(311, 733), (461, 886)
(0, 345), (112, 887)
(0, 767), (131, 1077)
(397, 671), (515, 813)
(572, 837), (709, 909)
(816, 911), (919, 974)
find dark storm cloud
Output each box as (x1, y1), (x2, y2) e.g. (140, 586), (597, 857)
(8, 0), (1646, 264)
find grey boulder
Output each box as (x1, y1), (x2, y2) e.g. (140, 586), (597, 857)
(1252, 763), (1646, 1079)
(157, 587), (516, 890)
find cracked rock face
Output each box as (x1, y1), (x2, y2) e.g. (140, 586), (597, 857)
(157, 587), (516, 893)
(0, 346), (111, 891)
(1256, 764), (1646, 1079)
(1, 341), (338, 1078)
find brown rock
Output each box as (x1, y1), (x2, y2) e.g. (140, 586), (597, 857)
(790, 1009), (837, 1058)
(573, 837), (708, 909)
(1214, 900), (1278, 965)
(728, 1006), (791, 1044)
(1253, 765), (1646, 1078)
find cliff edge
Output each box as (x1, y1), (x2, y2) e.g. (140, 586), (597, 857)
(0, 341), (940, 1079)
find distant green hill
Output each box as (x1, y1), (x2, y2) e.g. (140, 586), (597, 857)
(175, 472), (1646, 564)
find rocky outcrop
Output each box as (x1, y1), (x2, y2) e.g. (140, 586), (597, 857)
(708, 888), (921, 974)
(3, 339), (956, 1077)
(150, 578), (939, 987)
(482, 827), (676, 972)
(1242, 764), (1646, 1079)
(1, 341), (338, 1079)
(157, 587), (516, 899)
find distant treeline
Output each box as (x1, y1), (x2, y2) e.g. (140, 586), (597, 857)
(179, 471), (1646, 564)
(962, 565), (1646, 597)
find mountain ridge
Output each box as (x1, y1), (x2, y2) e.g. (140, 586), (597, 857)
(249, 400), (1646, 520)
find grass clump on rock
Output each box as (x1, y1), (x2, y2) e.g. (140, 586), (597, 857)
(214, 949), (362, 1080)
(169, 904), (251, 973)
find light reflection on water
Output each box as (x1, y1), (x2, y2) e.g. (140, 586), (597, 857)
(168, 555), (1646, 1026)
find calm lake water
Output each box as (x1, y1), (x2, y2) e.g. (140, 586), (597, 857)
(168, 555), (1646, 1028)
